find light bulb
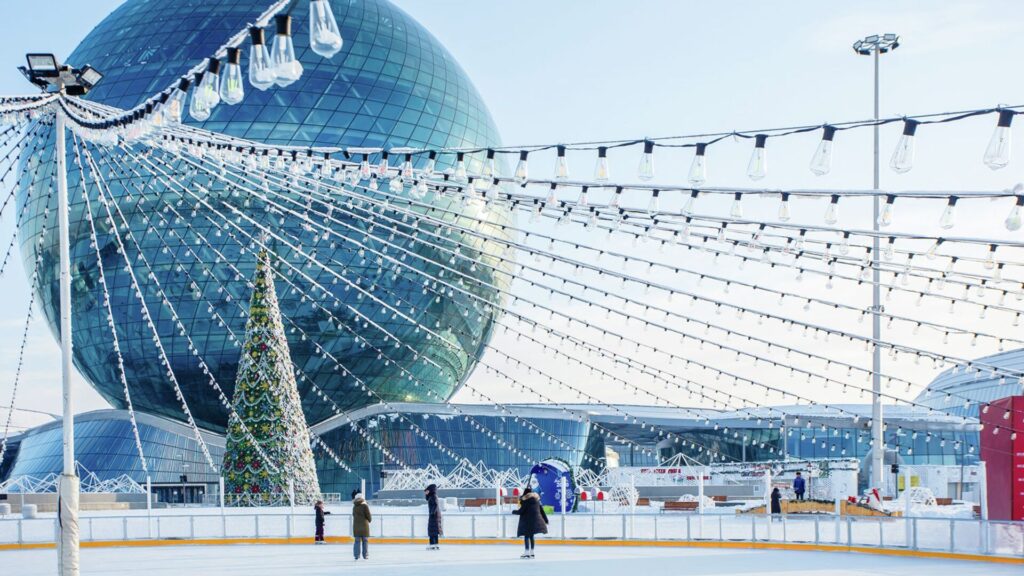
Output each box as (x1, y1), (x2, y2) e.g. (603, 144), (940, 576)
(199, 58), (221, 110)
(271, 15), (303, 87)
(401, 153), (414, 179)
(554, 145), (569, 179)
(545, 183), (557, 205)
(309, 0), (344, 58)
(165, 78), (190, 124)
(424, 150), (437, 176)
(730, 193), (743, 218)
(514, 150), (529, 184)
(878, 195), (894, 227)
(983, 109), (1014, 170)
(824, 194), (839, 225)
(688, 143), (707, 185)
(377, 151), (390, 178)
(939, 197), (957, 229)
(646, 189), (660, 215)
(482, 149), (495, 180)
(219, 48), (245, 105)
(577, 186), (589, 207)
(746, 134), (767, 180)
(637, 140), (654, 181)
(809, 125), (835, 176)
(188, 72), (211, 121)
(359, 154), (371, 180)
(890, 119), (918, 174)
(683, 190), (698, 214)
(1006, 195), (1023, 231)
(453, 152), (468, 182)
(594, 146), (609, 182)
(926, 240), (940, 260)
(610, 186), (623, 208)
(247, 27), (276, 90)
(777, 193), (790, 221)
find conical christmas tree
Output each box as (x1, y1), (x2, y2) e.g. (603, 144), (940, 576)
(222, 249), (321, 504)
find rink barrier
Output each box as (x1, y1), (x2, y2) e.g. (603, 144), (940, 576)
(1, 511), (1022, 563)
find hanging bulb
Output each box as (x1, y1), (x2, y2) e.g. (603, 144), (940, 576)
(939, 196), (957, 229)
(746, 134), (768, 180)
(983, 109), (1014, 170)
(809, 125), (835, 176)
(688, 143), (707, 185)
(271, 15), (303, 87)
(482, 149), (496, 181)
(984, 245), (997, 270)
(926, 239), (941, 260)
(647, 189), (660, 215)
(219, 48), (245, 105)
(637, 140), (655, 181)
(839, 233), (850, 255)
(199, 58), (221, 110)
(188, 72), (211, 121)
(359, 154), (371, 180)
(401, 153), (414, 179)
(165, 78), (190, 124)
(309, 0), (343, 58)
(594, 146), (610, 182)
(1006, 193), (1023, 231)
(377, 150), (390, 178)
(890, 119), (918, 173)
(730, 192), (743, 219)
(514, 150), (529, 184)
(424, 150), (437, 176)
(683, 190), (699, 214)
(577, 185), (589, 207)
(878, 194), (895, 227)
(545, 183), (558, 205)
(247, 27), (276, 90)
(824, 194), (840, 225)
(453, 152), (468, 182)
(554, 145), (569, 179)
(772, 192), (791, 221)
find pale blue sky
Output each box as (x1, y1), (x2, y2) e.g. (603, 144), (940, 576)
(1, 1), (1022, 432)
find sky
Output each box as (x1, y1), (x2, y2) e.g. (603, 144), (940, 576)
(1, 0), (1023, 434)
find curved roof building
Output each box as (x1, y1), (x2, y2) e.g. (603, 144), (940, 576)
(913, 348), (1024, 419)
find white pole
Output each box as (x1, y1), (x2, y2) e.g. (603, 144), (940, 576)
(560, 475), (567, 540)
(833, 479), (841, 542)
(697, 467), (705, 515)
(146, 476), (152, 515)
(218, 476), (225, 513)
(360, 478), (366, 498)
(978, 461), (988, 520)
(903, 467), (912, 545)
(870, 45), (885, 495)
(55, 108), (79, 576)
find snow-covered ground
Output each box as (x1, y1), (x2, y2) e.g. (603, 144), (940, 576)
(1, 543), (1016, 576)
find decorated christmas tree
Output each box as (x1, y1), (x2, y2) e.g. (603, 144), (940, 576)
(222, 249), (321, 504)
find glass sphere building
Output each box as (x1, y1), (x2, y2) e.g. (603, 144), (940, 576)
(16, 0), (509, 432)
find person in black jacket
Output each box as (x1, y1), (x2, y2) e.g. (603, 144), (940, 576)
(314, 500), (331, 544)
(770, 487), (782, 521)
(512, 487), (548, 558)
(425, 484), (442, 550)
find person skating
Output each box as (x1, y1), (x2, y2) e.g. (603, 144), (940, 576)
(512, 487), (548, 558)
(314, 500), (331, 544)
(425, 484), (442, 550)
(352, 491), (372, 560)
(770, 487), (782, 521)
(793, 471), (806, 501)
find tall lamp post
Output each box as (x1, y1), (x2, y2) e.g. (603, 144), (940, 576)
(852, 34), (900, 493)
(19, 53), (103, 576)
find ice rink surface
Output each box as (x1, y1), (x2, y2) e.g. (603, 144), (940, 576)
(1, 543), (1018, 576)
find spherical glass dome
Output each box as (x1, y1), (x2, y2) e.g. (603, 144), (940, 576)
(16, 0), (509, 431)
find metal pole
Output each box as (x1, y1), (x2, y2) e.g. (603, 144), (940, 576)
(55, 107), (79, 576)
(870, 46), (885, 493)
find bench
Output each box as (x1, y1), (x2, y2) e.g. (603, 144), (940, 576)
(935, 498), (953, 506)
(662, 501), (700, 512)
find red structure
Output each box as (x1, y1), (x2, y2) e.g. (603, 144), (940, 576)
(980, 395), (1024, 521)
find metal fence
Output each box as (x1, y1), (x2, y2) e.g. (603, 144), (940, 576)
(1, 512), (1021, 559)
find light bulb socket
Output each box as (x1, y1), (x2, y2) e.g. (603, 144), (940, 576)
(1015, 195), (1024, 206)
(518, 150), (528, 161)
(226, 47), (242, 65)
(822, 125), (836, 141)
(206, 58), (221, 74)
(249, 27), (266, 45)
(597, 146), (607, 158)
(486, 148), (495, 160)
(754, 134), (767, 148)
(643, 140), (654, 154)
(781, 192), (790, 201)
(652, 189), (660, 198)
(946, 196), (958, 206)
(734, 192), (742, 201)
(997, 109), (1015, 128)
(428, 150), (437, 160)
(557, 145), (566, 158)
(381, 150), (389, 160)
(193, 71), (204, 85)
(829, 194), (839, 205)
(614, 186), (623, 195)
(902, 119), (919, 136)
(456, 151), (464, 161)
(275, 14), (293, 37)
(404, 153), (412, 162)
(177, 77), (191, 92)
(695, 143), (707, 156)
(884, 194), (895, 205)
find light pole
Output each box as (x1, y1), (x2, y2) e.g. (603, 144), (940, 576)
(852, 34), (899, 493)
(19, 53), (103, 576)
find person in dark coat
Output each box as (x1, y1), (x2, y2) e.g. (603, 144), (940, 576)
(512, 487), (548, 558)
(793, 472), (806, 501)
(425, 484), (442, 550)
(352, 492), (372, 560)
(314, 500), (331, 544)
(770, 487), (782, 520)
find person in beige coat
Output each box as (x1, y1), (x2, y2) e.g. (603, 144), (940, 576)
(352, 492), (372, 560)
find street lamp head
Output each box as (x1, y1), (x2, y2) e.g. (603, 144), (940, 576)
(26, 53), (58, 74)
(852, 34), (900, 55)
(18, 53), (103, 95)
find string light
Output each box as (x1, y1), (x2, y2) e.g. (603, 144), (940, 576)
(809, 125), (835, 176)
(890, 119), (918, 173)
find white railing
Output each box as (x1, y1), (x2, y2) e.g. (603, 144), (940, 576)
(0, 512), (1021, 559)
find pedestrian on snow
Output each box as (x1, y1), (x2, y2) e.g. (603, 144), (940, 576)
(770, 487), (782, 520)
(352, 491), (372, 561)
(793, 472), (806, 501)
(314, 500), (331, 544)
(512, 487), (548, 558)
(425, 484), (443, 550)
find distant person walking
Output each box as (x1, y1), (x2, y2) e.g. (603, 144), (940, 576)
(770, 487), (782, 520)
(793, 472), (806, 501)
(425, 484), (442, 550)
(512, 487), (549, 558)
(314, 500), (331, 544)
(352, 491), (372, 560)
